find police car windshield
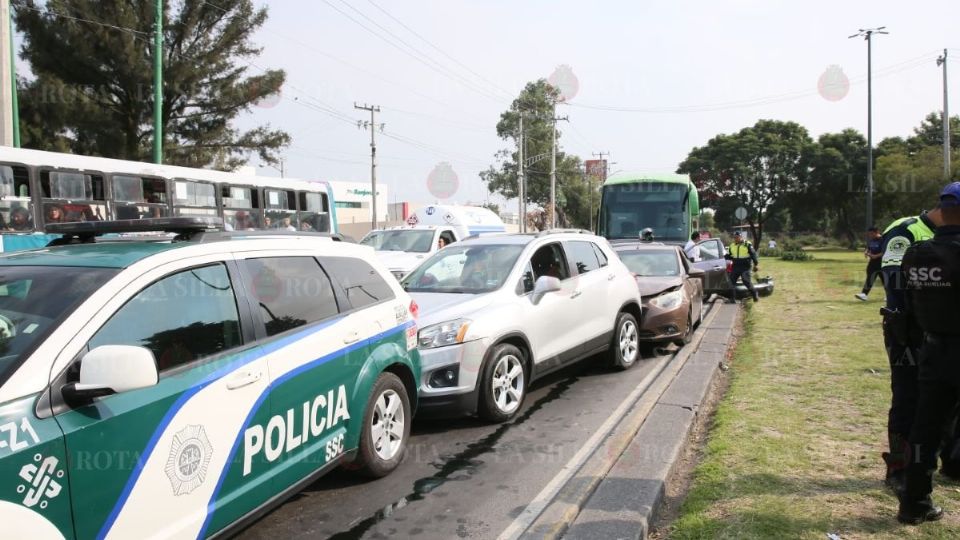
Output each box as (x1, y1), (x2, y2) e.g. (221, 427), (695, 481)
(0, 266), (117, 385)
(402, 244), (525, 294)
(361, 230), (435, 253)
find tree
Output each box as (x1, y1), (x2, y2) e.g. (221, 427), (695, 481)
(678, 120), (814, 246)
(807, 129), (868, 245)
(14, 0), (288, 169)
(906, 112), (960, 153)
(481, 80), (584, 229)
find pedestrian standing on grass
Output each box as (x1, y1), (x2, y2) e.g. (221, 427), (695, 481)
(856, 227), (884, 301)
(896, 182), (960, 524)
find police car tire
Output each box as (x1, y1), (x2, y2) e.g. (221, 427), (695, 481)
(610, 311), (640, 371)
(478, 343), (528, 423)
(354, 372), (411, 478)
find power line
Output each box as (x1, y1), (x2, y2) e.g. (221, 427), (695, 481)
(12, 2), (151, 41)
(320, 0), (508, 105)
(364, 0), (514, 99)
(565, 52), (938, 114)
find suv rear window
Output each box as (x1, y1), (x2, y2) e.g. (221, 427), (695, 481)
(241, 257), (340, 337)
(566, 241), (601, 275)
(321, 257), (395, 309)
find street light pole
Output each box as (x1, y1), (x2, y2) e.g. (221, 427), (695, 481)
(517, 112), (525, 233)
(152, 0), (163, 164)
(850, 27), (888, 229)
(938, 49), (951, 181)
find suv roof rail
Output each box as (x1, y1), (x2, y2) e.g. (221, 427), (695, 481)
(182, 231), (349, 243)
(534, 228), (593, 238)
(44, 218), (351, 246)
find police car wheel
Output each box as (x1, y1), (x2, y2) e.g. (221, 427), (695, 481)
(478, 344), (527, 423)
(610, 311), (640, 371)
(354, 372), (411, 478)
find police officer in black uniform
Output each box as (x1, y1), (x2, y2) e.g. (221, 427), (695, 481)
(897, 182), (960, 524)
(878, 208), (937, 491)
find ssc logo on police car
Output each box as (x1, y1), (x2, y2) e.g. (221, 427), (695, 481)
(165, 425), (213, 496)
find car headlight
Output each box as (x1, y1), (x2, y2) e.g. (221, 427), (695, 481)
(418, 319), (471, 349)
(650, 290), (683, 310)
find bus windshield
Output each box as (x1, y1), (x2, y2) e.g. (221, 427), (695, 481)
(600, 182), (690, 241)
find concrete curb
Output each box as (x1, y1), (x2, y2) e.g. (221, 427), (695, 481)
(502, 301), (739, 540)
(563, 304), (739, 539)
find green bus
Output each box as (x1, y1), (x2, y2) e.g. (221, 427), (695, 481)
(597, 173), (700, 243)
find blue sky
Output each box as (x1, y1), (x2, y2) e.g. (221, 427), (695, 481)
(237, 0), (958, 208)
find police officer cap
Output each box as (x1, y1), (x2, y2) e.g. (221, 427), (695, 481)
(940, 181), (960, 207)
(733, 230), (743, 237)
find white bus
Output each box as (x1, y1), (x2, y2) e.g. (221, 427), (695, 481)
(0, 148), (337, 251)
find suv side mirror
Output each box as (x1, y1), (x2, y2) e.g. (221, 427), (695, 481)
(62, 345), (159, 404)
(688, 267), (705, 279)
(532, 275), (561, 303)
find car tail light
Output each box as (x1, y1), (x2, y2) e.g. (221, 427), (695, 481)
(409, 299), (420, 319)
(725, 260), (733, 273)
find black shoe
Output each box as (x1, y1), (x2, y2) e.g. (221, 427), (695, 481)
(752, 291), (759, 302)
(897, 501), (944, 525)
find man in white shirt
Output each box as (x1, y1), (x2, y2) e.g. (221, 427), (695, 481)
(684, 231), (702, 262)
(768, 239), (777, 250)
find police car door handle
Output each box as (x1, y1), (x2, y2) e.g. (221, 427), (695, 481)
(570, 290), (582, 299)
(226, 370), (262, 390)
(607, 273), (616, 281)
(343, 330), (360, 344)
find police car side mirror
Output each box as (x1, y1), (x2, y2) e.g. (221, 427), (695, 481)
(62, 345), (159, 404)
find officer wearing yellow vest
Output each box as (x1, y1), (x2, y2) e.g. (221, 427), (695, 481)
(878, 204), (938, 493)
(725, 230), (759, 303)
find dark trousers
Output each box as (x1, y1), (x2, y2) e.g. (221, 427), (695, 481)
(863, 260), (883, 295)
(728, 265), (755, 298)
(903, 335), (960, 505)
(884, 323), (921, 465)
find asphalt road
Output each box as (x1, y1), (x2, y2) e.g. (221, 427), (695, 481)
(238, 345), (677, 540)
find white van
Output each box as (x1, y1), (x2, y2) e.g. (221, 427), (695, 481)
(360, 205), (506, 280)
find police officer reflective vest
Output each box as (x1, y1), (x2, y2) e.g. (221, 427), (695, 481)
(902, 225), (960, 336)
(881, 215), (936, 269)
(727, 241), (757, 270)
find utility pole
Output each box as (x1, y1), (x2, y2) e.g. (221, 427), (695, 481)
(0, 0), (12, 146)
(152, 0), (163, 164)
(850, 26), (888, 229)
(355, 103), (383, 229)
(938, 49), (951, 180)
(549, 103), (568, 229)
(517, 112), (526, 233)
(591, 152), (610, 233)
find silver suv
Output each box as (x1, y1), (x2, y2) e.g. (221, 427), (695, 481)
(401, 231), (642, 422)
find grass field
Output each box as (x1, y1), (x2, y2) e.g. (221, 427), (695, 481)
(669, 251), (960, 540)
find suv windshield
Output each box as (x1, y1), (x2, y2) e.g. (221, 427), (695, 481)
(403, 244), (524, 294)
(0, 266), (117, 384)
(360, 230), (435, 253)
(618, 250), (681, 277)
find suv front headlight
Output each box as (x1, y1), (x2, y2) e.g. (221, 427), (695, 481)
(418, 319), (471, 349)
(650, 290), (683, 310)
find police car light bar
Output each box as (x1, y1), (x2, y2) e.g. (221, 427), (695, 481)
(45, 217), (223, 236)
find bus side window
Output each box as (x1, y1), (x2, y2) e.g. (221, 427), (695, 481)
(0, 164), (34, 231)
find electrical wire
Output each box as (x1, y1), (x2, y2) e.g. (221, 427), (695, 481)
(320, 0), (508, 105)
(12, 2), (151, 41)
(565, 51), (939, 114)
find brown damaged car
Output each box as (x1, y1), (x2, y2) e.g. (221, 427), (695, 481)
(613, 243), (704, 346)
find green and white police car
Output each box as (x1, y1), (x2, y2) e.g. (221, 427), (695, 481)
(0, 218), (420, 539)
